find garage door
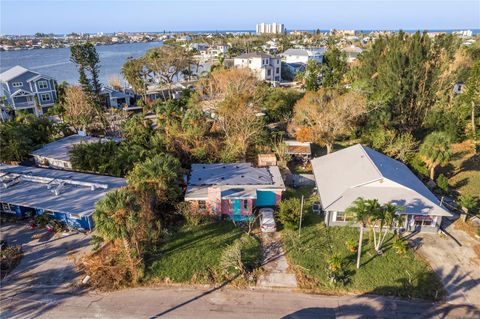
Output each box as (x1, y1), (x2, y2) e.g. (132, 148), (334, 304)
(256, 190), (276, 206)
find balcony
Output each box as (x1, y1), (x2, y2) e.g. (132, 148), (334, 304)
(13, 101), (35, 109)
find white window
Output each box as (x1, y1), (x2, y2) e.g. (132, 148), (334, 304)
(198, 200), (206, 210)
(12, 82), (23, 88)
(40, 93), (51, 102)
(37, 80), (48, 89)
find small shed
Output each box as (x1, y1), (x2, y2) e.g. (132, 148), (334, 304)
(285, 140), (312, 159)
(258, 153), (277, 167)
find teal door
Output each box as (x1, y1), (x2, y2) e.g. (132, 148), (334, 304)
(256, 191), (276, 206)
(232, 200), (241, 218)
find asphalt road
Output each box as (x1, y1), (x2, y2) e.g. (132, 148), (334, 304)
(2, 286), (480, 319)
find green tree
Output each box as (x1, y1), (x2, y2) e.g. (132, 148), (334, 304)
(419, 131), (452, 180)
(70, 43), (102, 95)
(321, 47), (348, 88)
(346, 198), (379, 268)
(122, 57), (149, 102)
(304, 60), (321, 91)
(353, 31), (458, 132)
(277, 198), (304, 229)
(127, 153), (182, 209)
(370, 203), (402, 254)
(461, 60), (480, 149)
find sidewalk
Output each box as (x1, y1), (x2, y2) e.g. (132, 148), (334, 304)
(257, 232), (297, 289)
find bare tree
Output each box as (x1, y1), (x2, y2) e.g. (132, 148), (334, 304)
(63, 86), (98, 132)
(217, 97), (264, 161)
(292, 89), (366, 153)
(144, 46), (193, 98)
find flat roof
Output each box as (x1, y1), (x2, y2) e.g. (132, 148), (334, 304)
(185, 163), (285, 200)
(0, 164), (126, 216)
(31, 134), (121, 162)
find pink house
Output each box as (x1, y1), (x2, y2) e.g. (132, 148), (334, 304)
(185, 163), (285, 221)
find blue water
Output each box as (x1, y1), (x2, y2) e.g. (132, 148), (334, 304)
(0, 42), (163, 84)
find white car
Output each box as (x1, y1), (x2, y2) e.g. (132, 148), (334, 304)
(259, 208), (276, 233)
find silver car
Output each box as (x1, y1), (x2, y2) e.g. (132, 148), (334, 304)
(259, 208), (276, 233)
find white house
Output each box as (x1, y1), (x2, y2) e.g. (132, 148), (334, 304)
(311, 144), (452, 233)
(342, 46), (363, 63)
(281, 48), (326, 64)
(233, 52), (282, 82)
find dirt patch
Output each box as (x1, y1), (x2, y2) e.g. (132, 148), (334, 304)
(0, 246), (22, 279)
(454, 219), (480, 241)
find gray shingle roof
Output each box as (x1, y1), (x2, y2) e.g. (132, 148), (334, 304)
(236, 52), (276, 59)
(0, 164), (127, 216)
(311, 144), (451, 217)
(0, 65), (33, 82)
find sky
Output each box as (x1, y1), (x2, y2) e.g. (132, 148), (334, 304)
(1, 0), (479, 35)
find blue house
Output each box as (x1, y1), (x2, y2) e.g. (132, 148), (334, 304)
(0, 65), (57, 117)
(0, 164), (126, 230)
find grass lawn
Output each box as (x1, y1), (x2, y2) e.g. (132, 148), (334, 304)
(145, 221), (261, 284)
(283, 214), (445, 301)
(444, 140), (480, 198)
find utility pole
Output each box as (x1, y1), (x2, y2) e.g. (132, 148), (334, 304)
(298, 195), (304, 237)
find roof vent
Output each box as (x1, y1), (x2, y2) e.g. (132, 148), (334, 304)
(241, 175), (244, 178)
(198, 177), (202, 181)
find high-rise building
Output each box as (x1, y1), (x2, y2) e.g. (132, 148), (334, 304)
(256, 23), (285, 34)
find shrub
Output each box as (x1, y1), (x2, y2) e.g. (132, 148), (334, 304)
(345, 239), (357, 253)
(436, 174), (449, 193)
(393, 239), (408, 255)
(219, 239), (244, 277)
(176, 202), (215, 226)
(458, 194), (479, 215)
(277, 198), (304, 229)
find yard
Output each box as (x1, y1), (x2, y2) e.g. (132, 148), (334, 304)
(282, 214), (445, 301)
(445, 140), (480, 198)
(145, 221), (262, 284)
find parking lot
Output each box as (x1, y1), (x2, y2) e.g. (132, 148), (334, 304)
(1, 221), (91, 292)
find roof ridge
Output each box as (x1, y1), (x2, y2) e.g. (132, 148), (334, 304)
(358, 144), (384, 179)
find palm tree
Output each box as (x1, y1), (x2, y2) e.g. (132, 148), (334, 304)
(346, 198), (379, 268)
(370, 203), (402, 254)
(127, 153), (182, 203)
(93, 188), (140, 271)
(419, 131), (452, 180)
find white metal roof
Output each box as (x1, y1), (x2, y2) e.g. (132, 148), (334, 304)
(0, 164), (126, 216)
(311, 144), (451, 217)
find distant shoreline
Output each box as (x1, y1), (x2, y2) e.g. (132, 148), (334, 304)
(2, 29), (479, 37)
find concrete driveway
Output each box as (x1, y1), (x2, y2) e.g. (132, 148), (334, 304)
(0, 221), (91, 292)
(409, 224), (480, 307)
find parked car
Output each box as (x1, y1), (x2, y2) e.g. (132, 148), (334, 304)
(259, 208), (276, 233)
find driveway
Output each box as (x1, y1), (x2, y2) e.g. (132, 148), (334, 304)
(408, 224), (480, 307)
(0, 221), (91, 292)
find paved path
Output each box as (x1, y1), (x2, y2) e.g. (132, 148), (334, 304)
(257, 232), (297, 288)
(1, 223), (91, 291)
(409, 225), (480, 307)
(2, 286), (479, 319)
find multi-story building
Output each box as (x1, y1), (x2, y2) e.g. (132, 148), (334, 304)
(233, 52), (282, 82)
(0, 65), (57, 117)
(256, 23), (285, 34)
(281, 48), (326, 64)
